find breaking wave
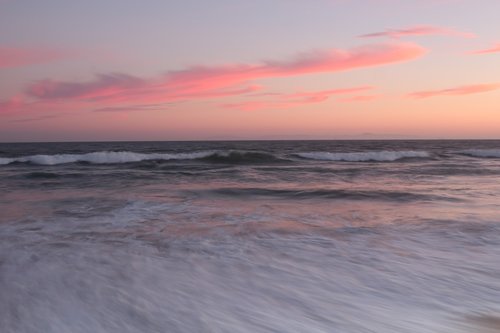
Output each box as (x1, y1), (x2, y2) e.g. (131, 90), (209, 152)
(296, 150), (430, 162)
(201, 151), (284, 164)
(0, 151), (216, 165)
(0, 150), (284, 166)
(459, 149), (500, 158)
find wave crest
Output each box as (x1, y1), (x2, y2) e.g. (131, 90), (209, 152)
(0, 149), (432, 165)
(296, 151), (430, 162)
(0, 151), (216, 165)
(202, 151), (283, 164)
(460, 149), (500, 158)
(0, 150), (284, 166)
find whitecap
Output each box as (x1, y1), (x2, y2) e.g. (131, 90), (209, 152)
(0, 157), (14, 165)
(2, 151), (216, 165)
(460, 149), (500, 158)
(296, 151), (430, 162)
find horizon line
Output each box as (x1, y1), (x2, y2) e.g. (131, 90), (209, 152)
(2, 138), (500, 144)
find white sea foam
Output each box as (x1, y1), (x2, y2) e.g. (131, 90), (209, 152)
(2, 199), (499, 333)
(460, 149), (500, 158)
(0, 151), (216, 165)
(296, 150), (430, 162)
(0, 157), (14, 165)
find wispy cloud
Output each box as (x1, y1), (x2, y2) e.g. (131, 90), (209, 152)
(0, 46), (75, 69)
(409, 83), (500, 98)
(4, 42), (425, 113)
(359, 25), (475, 39)
(27, 73), (146, 100)
(162, 42), (424, 93)
(223, 86), (373, 111)
(93, 103), (170, 113)
(470, 43), (500, 55)
(9, 114), (62, 123)
(28, 43), (422, 103)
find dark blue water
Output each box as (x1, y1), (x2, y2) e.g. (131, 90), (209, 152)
(1, 140), (500, 332)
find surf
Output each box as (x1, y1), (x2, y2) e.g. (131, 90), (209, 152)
(295, 150), (430, 162)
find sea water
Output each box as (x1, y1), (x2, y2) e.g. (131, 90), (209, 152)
(1, 140), (499, 333)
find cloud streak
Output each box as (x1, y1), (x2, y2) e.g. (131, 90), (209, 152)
(359, 25), (475, 39)
(223, 86), (373, 111)
(164, 42), (425, 91)
(9, 114), (62, 123)
(93, 103), (170, 113)
(0, 46), (74, 69)
(23, 42), (424, 105)
(409, 83), (500, 98)
(470, 43), (500, 55)
(1, 42), (424, 115)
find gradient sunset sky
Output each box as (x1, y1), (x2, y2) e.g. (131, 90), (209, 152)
(1, 0), (499, 141)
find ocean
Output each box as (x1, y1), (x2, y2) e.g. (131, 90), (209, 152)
(1, 140), (500, 333)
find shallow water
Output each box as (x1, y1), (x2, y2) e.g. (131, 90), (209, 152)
(1, 140), (500, 332)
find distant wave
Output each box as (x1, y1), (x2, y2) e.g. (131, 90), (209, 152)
(201, 151), (285, 164)
(0, 150), (285, 166)
(204, 187), (461, 202)
(295, 151), (430, 162)
(459, 149), (500, 158)
(0, 151), (216, 165)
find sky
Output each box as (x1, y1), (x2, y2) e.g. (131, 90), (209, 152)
(1, 0), (499, 142)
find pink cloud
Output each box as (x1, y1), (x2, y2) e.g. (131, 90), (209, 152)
(409, 83), (500, 98)
(0, 95), (24, 113)
(9, 114), (62, 123)
(359, 25), (475, 39)
(283, 87), (373, 102)
(470, 43), (500, 55)
(93, 104), (168, 113)
(28, 74), (145, 100)
(223, 86), (373, 111)
(26, 73), (263, 105)
(0, 46), (74, 69)
(26, 42), (423, 102)
(164, 42), (425, 91)
(7, 42), (424, 113)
